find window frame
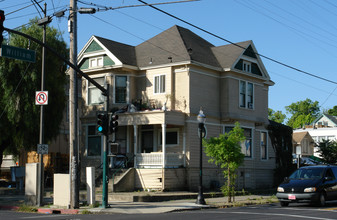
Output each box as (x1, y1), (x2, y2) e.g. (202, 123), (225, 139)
(87, 76), (105, 105)
(158, 128), (179, 147)
(154, 74), (166, 94)
(260, 131), (268, 160)
(225, 126), (253, 158)
(86, 125), (102, 158)
(89, 56), (103, 68)
(114, 75), (129, 104)
(243, 60), (251, 73)
(239, 80), (254, 109)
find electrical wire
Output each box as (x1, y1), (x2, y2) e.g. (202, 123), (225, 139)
(137, 0), (337, 86)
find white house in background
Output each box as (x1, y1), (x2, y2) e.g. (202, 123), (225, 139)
(293, 113), (337, 157)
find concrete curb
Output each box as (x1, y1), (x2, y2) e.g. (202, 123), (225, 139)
(37, 208), (79, 214)
(0, 205), (20, 211)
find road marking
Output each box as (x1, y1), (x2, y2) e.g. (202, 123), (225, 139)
(206, 211), (337, 220)
(21, 215), (72, 219)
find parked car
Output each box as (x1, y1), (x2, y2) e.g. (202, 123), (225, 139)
(276, 165), (337, 207)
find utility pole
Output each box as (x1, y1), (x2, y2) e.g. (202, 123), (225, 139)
(37, 3), (47, 207)
(69, 0), (79, 209)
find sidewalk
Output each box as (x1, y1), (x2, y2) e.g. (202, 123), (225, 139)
(0, 189), (278, 214)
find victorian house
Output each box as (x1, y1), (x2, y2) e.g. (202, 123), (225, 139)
(76, 25), (275, 191)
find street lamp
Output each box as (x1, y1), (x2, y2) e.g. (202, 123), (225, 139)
(196, 109), (206, 205)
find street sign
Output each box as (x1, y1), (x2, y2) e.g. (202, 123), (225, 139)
(35, 91), (48, 105)
(37, 144), (48, 154)
(0, 44), (36, 63)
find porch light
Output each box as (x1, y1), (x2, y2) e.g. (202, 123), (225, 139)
(196, 109), (206, 205)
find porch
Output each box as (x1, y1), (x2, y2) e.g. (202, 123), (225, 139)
(135, 152), (185, 168)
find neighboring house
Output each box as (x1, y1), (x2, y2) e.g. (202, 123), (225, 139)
(294, 113), (337, 158)
(292, 131), (315, 157)
(77, 25), (275, 191)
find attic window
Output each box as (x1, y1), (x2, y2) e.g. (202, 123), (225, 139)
(89, 57), (103, 68)
(243, 61), (251, 73)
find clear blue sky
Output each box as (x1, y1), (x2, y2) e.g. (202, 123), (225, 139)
(3, 0), (337, 120)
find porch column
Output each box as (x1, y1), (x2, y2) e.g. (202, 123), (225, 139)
(133, 125), (138, 168)
(162, 123), (166, 168)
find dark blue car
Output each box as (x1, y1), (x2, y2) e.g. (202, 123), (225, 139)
(276, 165), (337, 207)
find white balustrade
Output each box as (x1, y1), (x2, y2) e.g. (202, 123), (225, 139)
(136, 152), (184, 168)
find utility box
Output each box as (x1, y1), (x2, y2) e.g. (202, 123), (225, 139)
(86, 167), (95, 205)
(54, 174), (70, 207)
(25, 163), (38, 205)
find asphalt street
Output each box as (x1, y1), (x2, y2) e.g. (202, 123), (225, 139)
(3, 202), (337, 220)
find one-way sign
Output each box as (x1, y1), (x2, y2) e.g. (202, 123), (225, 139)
(0, 44), (36, 63)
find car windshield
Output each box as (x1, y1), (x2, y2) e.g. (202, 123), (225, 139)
(289, 167), (324, 180)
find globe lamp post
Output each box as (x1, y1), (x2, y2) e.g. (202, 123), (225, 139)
(196, 109), (206, 205)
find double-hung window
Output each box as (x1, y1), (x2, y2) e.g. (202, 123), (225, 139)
(87, 125), (101, 157)
(241, 128), (252, 158)
(239, 81), (254, 109)
(225, 127), (252, 158)
(154, 74), (166, 94)
(261, 131), (267, 160)
(115, 76), (127, 103)
(88, 77), (105, 105)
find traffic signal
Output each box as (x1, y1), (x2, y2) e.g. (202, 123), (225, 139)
(110, 114), (118, 134)
(96, 111), (108, 135)
(0, 10), (5, 48)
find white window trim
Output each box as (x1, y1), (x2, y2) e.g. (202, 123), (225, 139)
(243, 60), (251, 73)
(225, 125), (254, 159)
(260, 131), (268, 160)
(113, 75), (129, 104)
(89, 56), (104, 69)
(153, 74), (166, 94)
(86, 75), (106, 106)
(239, 80), (254, 110)
(86, 124), (103, 159)
(158, 128), (179, 147)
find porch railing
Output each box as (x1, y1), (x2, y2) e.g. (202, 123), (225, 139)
(135, 152), (184, 168)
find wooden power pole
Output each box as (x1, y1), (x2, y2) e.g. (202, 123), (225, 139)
(69, 0), (79, 209)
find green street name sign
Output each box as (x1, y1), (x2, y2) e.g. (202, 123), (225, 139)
(1, 44), (36, 63)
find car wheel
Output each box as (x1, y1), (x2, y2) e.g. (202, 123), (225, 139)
(317, 192), (326, 207)
(280, 201), (289, 207)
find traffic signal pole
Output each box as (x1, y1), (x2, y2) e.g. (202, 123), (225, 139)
(102, 84), (109, 208)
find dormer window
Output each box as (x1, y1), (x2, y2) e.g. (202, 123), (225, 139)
(243, 61), (251, 73)
(89, 57), (103, 68)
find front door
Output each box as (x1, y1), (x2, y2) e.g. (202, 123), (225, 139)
(141, 131), (153, 153)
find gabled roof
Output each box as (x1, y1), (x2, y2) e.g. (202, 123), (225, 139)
(212, 41), (251, 69)
(135, 25), (220, 68)
(77, 25), (272, 82)
(293, 131), (312, 143)
(312, 113), (337, 126)
(95, 36), (137, 66)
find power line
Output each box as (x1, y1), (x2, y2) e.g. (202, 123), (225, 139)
(137, 0), (337, 85)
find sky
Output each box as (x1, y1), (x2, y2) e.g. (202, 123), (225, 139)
(2, 0), (337, 120)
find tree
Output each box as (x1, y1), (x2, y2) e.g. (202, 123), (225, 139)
(318, 140), (337, 164)
(327, 106), (337, 116)
(0, 18), (68, 169)
(285, 99), (320, 129)
(268, 108), (286, 124)
(203, 122), (245, 203)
